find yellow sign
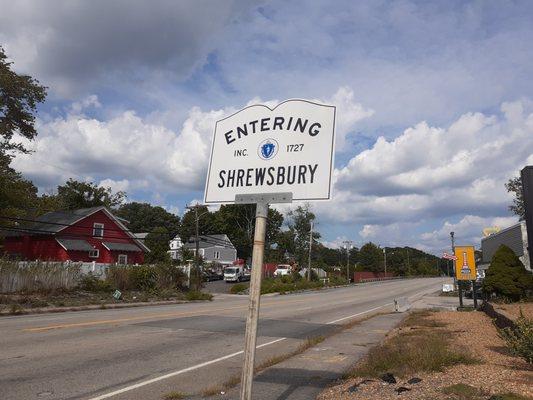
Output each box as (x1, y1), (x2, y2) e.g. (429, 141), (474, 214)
(454, 246), (477, 280)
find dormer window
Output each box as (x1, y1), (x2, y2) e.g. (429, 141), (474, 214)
(93, 223), (104, 237)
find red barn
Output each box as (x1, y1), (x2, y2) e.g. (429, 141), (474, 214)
(2, 206), (149, 264)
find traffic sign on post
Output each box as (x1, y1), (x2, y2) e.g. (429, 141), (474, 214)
(454, 245), (477, 281)
(204, 99), (336, 400)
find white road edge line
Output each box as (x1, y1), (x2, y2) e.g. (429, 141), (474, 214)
(88, 338), (286, 400)
(326, 303), (393, 324)
(88, 301), (397, 400)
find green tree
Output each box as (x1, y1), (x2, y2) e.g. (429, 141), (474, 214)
(358, 242), (383, 272)
(54, 179), (126, 210)
(286, 204), (320, 266)
(483, 245), (533, 301)
(117, 202), (180, 235)
(208, 204), (283, 261)
(180, 205), (215, 243)
(0, 46), (47, 154)
(144, 226), (172, 263)
(0, 152), (39, 228)
(505, 176), (525, 221)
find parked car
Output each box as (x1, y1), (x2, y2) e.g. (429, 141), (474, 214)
(273, 264), (291, 277)
(224, 266), (245, 282)
(203, 271), (223, 282)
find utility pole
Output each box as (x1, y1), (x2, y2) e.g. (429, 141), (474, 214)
(383, 247), (387, 275)
(343, 240), (352, 282)
(307, 220), (313, 281)
(406, 248), (410, 275)
(450, 231), (463, 307)
(186, 204), (210, 290)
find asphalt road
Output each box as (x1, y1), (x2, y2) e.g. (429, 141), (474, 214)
(0, 277), (447, 400)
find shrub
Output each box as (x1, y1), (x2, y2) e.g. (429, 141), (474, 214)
(129, 265), (157, 291)
(230, 283), (247, 294)
(154, 263), (186, 290)
(500, 313), (533, 364)
(483, 245), (533, 301)
(79, 274), (112, 292)
(185, 291), (213, 301)
(106, 266), (131, 290)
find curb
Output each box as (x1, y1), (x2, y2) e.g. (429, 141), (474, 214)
(0, 298), (209, 317)
(481, 301), (516, 330)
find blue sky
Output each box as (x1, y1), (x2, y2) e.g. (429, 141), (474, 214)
(1, 0), (533, 253)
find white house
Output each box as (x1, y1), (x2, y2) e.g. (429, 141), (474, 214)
(168, 234), (184, 261)
(182, 234), (237, 266)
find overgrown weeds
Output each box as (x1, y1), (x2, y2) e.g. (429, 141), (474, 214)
(499, 311), (533, 364)
(350, 311), (478, 378)
(185, 291), (213, 301)
(200, 336), (325, 397)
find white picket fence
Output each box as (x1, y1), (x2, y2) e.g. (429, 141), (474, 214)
(0, 261), (109, 293)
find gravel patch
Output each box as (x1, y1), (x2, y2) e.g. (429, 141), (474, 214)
(318, 310), (533, 400)
(495, 302), (533, 320)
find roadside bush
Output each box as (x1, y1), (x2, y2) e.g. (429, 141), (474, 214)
(230, 283), (247, 294)
(79, 274), (112, 292)
(291, 271), (303, 281)
(129, 265), (157, 291)
(154, 263), (186, 290)
(106, 266), (131, 290)
(185, 291), (213, 301)
(483, 245), (533, 302)
(500, 313), (533, 364)
(328, 275), (348, 286)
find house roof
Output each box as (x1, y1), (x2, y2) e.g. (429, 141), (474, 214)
(5, 207), (104, 236)
(56, 238), (95, 251)
(3, 206), (150, 252)
(103, 242), (142, 252)
(183, 234), (235, 249)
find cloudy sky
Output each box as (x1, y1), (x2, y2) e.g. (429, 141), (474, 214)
(2, 0), (532, 253)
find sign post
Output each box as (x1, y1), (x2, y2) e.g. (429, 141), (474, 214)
(454, 245), (477, 309)
(204, 99), (336, 400)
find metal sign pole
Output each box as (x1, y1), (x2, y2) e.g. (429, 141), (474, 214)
(240, 201), (268, 400)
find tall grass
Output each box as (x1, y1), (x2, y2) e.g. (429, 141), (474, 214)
(0, 259), (81, 293)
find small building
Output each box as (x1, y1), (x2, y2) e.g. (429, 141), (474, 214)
(134, 232), (150, 244)
(2, 206), (149, 264)
(480, 221), (530, 272)
(168, 234), (184, 261)
(182, 234), (237, 266)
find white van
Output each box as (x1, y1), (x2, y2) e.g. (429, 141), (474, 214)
(273, 264), (292, 277)
(224, 266), (244, 282)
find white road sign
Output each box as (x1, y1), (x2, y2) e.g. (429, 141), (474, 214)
(204, 99), (336, 203)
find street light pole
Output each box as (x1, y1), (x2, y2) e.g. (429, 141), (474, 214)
(383, 248), (387, 275)
(343, 240), (353, 282)
(186, 204), (211, 290)
(450, 231), (463, 307)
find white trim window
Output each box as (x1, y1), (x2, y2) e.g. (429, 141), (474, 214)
(117, 254), (128, 265)
(214, 251), (220, 259)
(89, 249), (99, 258)
(93, 223), (104, 237)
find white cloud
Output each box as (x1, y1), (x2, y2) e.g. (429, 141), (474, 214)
(98, 178), (130, 194)
(419, 215), (519, 253)
(12, 105), (232, 194)
(322, 100), (533, 228)
(323, 87), (374, 150)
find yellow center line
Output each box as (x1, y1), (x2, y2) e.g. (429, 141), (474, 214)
(22, 297), (314, 332)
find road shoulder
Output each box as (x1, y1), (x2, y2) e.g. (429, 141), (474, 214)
(203, 312), (405, 400)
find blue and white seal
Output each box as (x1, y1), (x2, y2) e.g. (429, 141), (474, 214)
(258, 138), (279, 160)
